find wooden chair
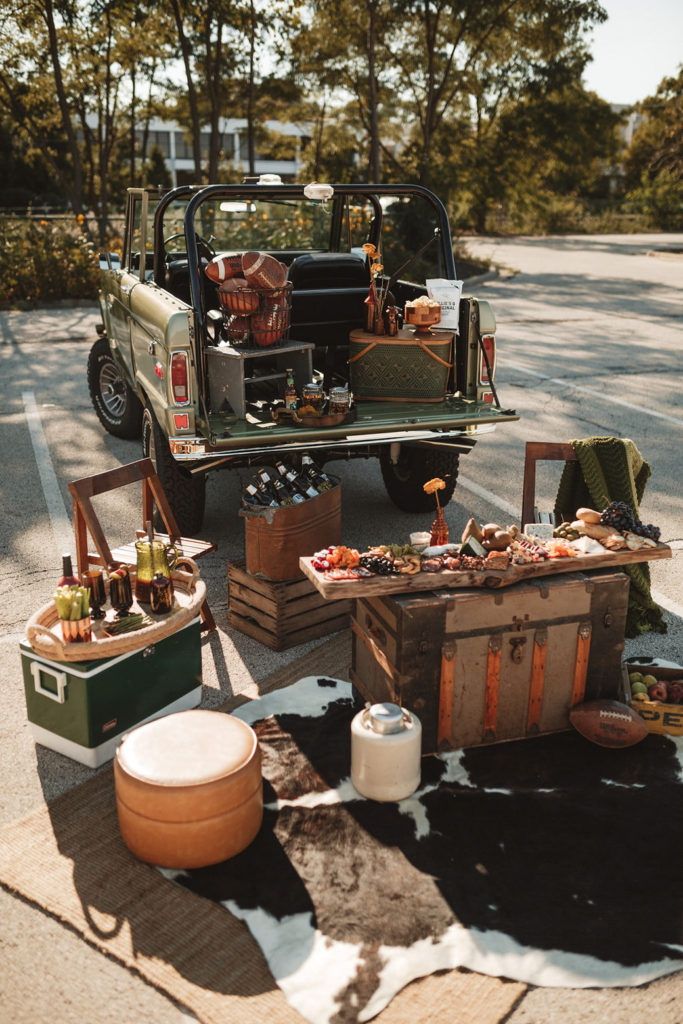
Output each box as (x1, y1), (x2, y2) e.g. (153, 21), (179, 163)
(69, 458), (216, 632)
(521, 442), (578, 529)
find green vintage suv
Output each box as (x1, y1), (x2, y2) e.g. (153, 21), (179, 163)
(89, 178), (518, 534)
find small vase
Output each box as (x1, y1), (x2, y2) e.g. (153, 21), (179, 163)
(430, 506), (449, 546)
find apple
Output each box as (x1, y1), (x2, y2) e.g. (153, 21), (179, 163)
(666, 680), (683, 704)
(648, 681), (668, 702)
(630, 681), (648, 696)
(642, 674), (658, 688)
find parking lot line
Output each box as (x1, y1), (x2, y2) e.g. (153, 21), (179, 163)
(22, 390), (73, 557)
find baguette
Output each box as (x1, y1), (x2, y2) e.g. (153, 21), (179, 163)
(576, 507), (602, 524)
(571, 520), (614, 540)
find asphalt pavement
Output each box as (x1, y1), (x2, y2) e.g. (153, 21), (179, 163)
(1, 236), (682, 1024)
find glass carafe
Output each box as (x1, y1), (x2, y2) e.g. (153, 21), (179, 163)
(135, 538), (179, 603)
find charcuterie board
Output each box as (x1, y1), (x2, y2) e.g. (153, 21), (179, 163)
(299, 543), (672, 600)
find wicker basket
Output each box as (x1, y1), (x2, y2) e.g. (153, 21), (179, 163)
(349, 328), (453, 402)
(25, 560), (206, 662)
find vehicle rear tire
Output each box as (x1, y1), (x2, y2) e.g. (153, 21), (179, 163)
(379, 447), (459, 512)
(87, 336), (143, 439)
(141, 406), (206, 535)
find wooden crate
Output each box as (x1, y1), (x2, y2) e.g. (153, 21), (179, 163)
(351, 569), (630, 753)
(227, 561), (351, 651)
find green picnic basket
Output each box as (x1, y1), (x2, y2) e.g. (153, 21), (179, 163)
(348, 329), (452, 402)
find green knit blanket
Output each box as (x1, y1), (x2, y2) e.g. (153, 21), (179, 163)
(554, 436), (666, 638)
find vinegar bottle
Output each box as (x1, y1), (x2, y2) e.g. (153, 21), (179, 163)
(58, 554), (80, 588)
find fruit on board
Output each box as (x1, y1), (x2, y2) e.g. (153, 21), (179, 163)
(642, 674), (658, 688)
(630, 681), (648, 696)
(648, 681), (668, 702)
(628, 671), (643, 684)
(569, 699), (649, 748)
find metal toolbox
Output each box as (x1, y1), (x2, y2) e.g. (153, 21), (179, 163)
(20, 618), (202, 767)
(351, 570), (629, 753)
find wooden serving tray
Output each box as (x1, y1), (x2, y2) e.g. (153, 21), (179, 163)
(299, 544), (672, 600)
(25, 563), (206, 662)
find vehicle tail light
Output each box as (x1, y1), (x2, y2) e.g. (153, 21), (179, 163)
(173, 413), (189, 430)
(480, 334), (496, 384)
(170, 352), (190, 405)
(482, 391), (495, 404)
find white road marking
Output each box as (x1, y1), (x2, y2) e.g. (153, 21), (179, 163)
(511, 366), (683, 427)
(457, 474), (681, 619)
(458, 474), (520, 519)
(22, 391), (73, 557)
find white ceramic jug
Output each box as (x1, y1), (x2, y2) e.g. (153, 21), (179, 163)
(350, 702), (422, 801)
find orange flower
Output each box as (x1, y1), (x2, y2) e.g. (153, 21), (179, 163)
(423, 477), (445, 495)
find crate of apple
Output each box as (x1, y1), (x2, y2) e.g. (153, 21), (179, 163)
(630, 672), (683, 704)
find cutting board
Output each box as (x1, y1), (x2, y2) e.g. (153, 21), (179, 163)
(299, 543), (672, 600)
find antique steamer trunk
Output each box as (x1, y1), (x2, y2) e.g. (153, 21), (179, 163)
(351, 570), (629, 753)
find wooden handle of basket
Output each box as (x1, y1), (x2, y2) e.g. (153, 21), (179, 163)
(174, 557), (200, 592)
(26, 620), (60, 649)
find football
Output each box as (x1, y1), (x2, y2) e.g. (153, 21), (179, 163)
(569, 699), (649, 748)
(242, 251), (287, 289)
(205, 254), (243, 284)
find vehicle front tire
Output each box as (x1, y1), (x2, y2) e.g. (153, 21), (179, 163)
(141, 406), (206, 535)
(87, 336), (143, 439)
(379, 446), (459, 512)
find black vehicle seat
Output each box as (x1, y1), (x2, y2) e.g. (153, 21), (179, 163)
(287, 252), (370, 350)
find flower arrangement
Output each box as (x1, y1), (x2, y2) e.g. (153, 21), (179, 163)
(362, 242), (391, 333)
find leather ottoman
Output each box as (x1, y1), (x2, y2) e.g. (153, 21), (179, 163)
(114, 709), (262, 868)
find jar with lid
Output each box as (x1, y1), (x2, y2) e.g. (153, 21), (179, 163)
(301, 382), (324, 414)
(328, 385), (350, 415)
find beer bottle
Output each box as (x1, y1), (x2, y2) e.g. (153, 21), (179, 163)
(286, 468), (319, 500)
(284, 369), (298, 411)
(272, 476), (298, 506)
(301, 454), (333, 492)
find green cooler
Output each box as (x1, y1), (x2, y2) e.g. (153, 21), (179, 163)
(20, 617), (202, 767)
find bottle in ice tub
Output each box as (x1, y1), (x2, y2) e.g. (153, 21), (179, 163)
(351, 702), (422, 801)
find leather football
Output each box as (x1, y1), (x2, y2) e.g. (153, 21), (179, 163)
(242, 251), (287, 289)
(205, 254), (243, 283)
(569, 699), (649, 748)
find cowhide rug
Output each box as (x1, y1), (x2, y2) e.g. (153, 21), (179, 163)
(161, 677), (683, 1024)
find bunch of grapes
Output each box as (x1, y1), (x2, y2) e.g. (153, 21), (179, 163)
(359, 554), (400, 576)
(600, 501), (636, 531)
(633, 520), (661, 542)
(600, 501), (661, 542)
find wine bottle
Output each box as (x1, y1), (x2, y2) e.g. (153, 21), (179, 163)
(58, 554), (80, 588)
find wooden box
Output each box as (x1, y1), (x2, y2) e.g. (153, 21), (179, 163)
(625, 656), (683, 736)
(239, 480), (341, 581)
(351, 569), (630, 753)
(227, 561), (351, 651)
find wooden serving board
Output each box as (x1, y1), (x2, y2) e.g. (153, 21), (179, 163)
(299, 544), (672, 600)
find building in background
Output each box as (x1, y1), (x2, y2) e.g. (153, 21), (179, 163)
(139, 118), (310, 186)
